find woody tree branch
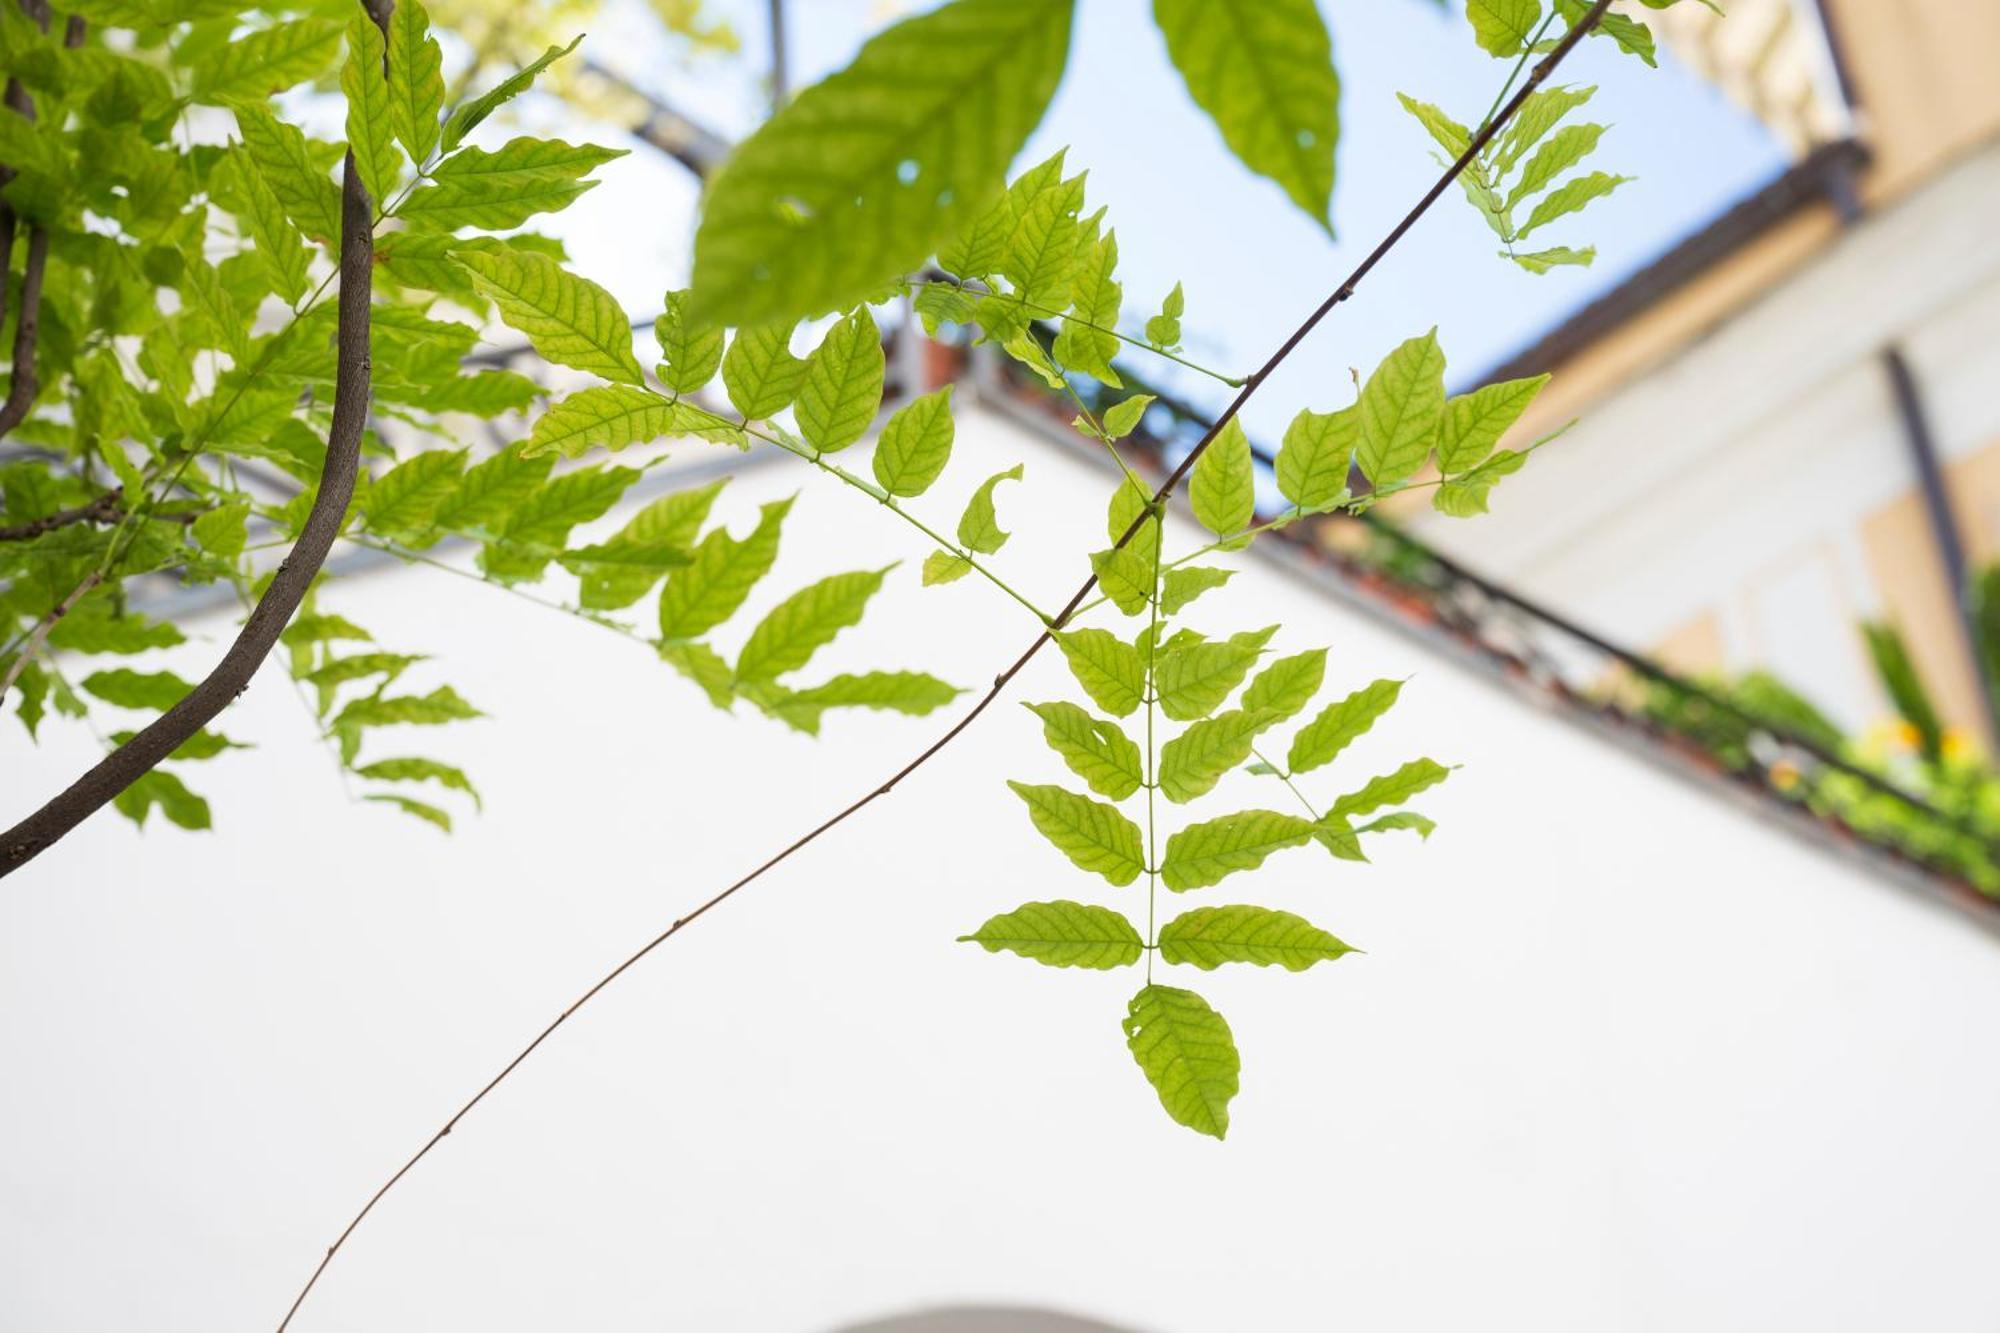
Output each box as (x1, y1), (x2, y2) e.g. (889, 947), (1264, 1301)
(271, 3), (1616, 1326)
(0, 153), (376, 874)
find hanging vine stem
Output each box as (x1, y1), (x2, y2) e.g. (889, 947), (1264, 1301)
(273, 6), (1613, 1325)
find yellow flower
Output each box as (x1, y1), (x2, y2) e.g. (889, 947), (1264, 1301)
(1943, 728), (1977, 763)
(1769, 759), (1802, 792)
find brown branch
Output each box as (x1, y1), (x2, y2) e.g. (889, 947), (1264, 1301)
(0, 152), (374, 875)
(0, 7), (81, 440)
(0, 487), (122, 540)
(270, 5), (1615, 1327)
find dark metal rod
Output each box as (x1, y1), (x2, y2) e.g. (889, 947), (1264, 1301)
(1882, 344), (2000, 745)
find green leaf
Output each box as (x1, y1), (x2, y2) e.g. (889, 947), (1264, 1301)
(1357, 810), (1436, 840)
(872, 385), (955, 497)
(1517, 171), (1628, 238)
(1496, 85), (1596, 174)
(1275, 405), (1356, 512)
(646, 289), (724, 395)
(1152, 0), (1339, 229)
(193, 18), (339, 103)
(1160, 566), (1232, 616)
(1123, 984), (1238, 1138)
(1466, 0), (1542, 56)
(1190, 417), (1255, 538)
(387, 0), (445, 167)
(1054, 225), (1122, 384)
(1288, 677), (1402, 775)
(1559, 0), (1657, 64)
(760, 671), (960, 734)
(957, 463), (1022, 555)
(1331, 758), (1452, 817)
(343, 13), (400, 204)
(354, 756), (481, 808)
(922, 550), (973, 585)
(428, 444), (553, 538)
(112, 770), (211, 831)
(1158, 905), (1354, 972)
(1160, 809), (1316, 891)
(1356, 329), (1447, 488)
(1054, 627), (1146, 717)
(1438, 374), (1548, 473)
(363, 450), (467, 539)
(525, 384), (711, 459)
(688, 0), (1075, 326)
(282, 614), (373, 648)
(1396, 93), (1470, 158)
(1156, 625), (1275, 722)
(913, 282), (977, 333)
(1511, 245), (1596, 274)
(226, 147), (309, 305)
(299, 652), (424, 692)
(1146, 281), (1184, 348)
(1007, 780), (1146, 886)
(722, 323), (810, 421)
(191, 499), (250, 558)
(83, 668), (193, 711)
(1101, 393), (1154, 440)
(400, 137), (624, 231)
(960, 900), (1143, 969)
(1002, 166), (1085, 309)
(1241, 649), (1326, 723)
(452, 242), (645, 386)
(441, 35), (581, 154)
(661, 642), (737, 709)
(364, 793), (453, 831)
(234, 103), (341, 245)
(573, 477), (727, 609)
(332, 685), (481, 730)
(939, 149), (1065, 283)
(1158, 708), (1279, 804)
(795, 311), (884, 452)
(1506, 122), (1605, 209)
(483, 465), (642, 582)
(1025, 700), (1143, 800)
(658, 496), (792, 641)
(735, 567), (889, 684)
(1090, 544), (1155, 617)
(1435, 446), (1530, 516)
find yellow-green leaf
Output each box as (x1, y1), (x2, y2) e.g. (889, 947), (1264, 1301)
(872, 386), (955, 498)
(957, 463), (1022, 555)
(1160, 809), (1316, 891)
(796, 310), (884, 452)
(1288, 677), (1403, 775)
(960, 900), (1143, 969)
(1007, 780), (1146, 886)
(734, 567), (889, 684)
(1158, 905), (1354, 971)
(1152, 0), (1339, 229)
(1123, 984), (1238, 1138)
(1275, 405), (1356, 511)
(1190, 416), (1255, 538)
(1356, 329), (1446, 487)
(688, 0), (1076, 326)
(453, 242), (645, 385)
(1026, 700), (1143, 800)
(657, 497), (792, 641)
(1054, 627), (1145, 717)
(342, 14), (399, 203)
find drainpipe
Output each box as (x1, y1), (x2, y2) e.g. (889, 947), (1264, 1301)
(1881, 345), (2000, 746)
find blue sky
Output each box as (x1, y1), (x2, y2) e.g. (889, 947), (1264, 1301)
(578, 0), (1786, 439)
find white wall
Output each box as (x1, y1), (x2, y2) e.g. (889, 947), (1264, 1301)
(5, 407), (2000, 1332)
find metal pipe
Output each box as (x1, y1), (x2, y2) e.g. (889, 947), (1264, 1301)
(1882, 344), (2000, 745)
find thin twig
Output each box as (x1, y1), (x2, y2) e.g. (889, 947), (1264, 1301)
(0, 568), (100, 701)
(270, 6), (1616, 1326)
(0, 149), (377, 875)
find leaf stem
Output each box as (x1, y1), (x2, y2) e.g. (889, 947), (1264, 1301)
(675, 397), (1057, 625)
(912, 278), (1245, 387)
